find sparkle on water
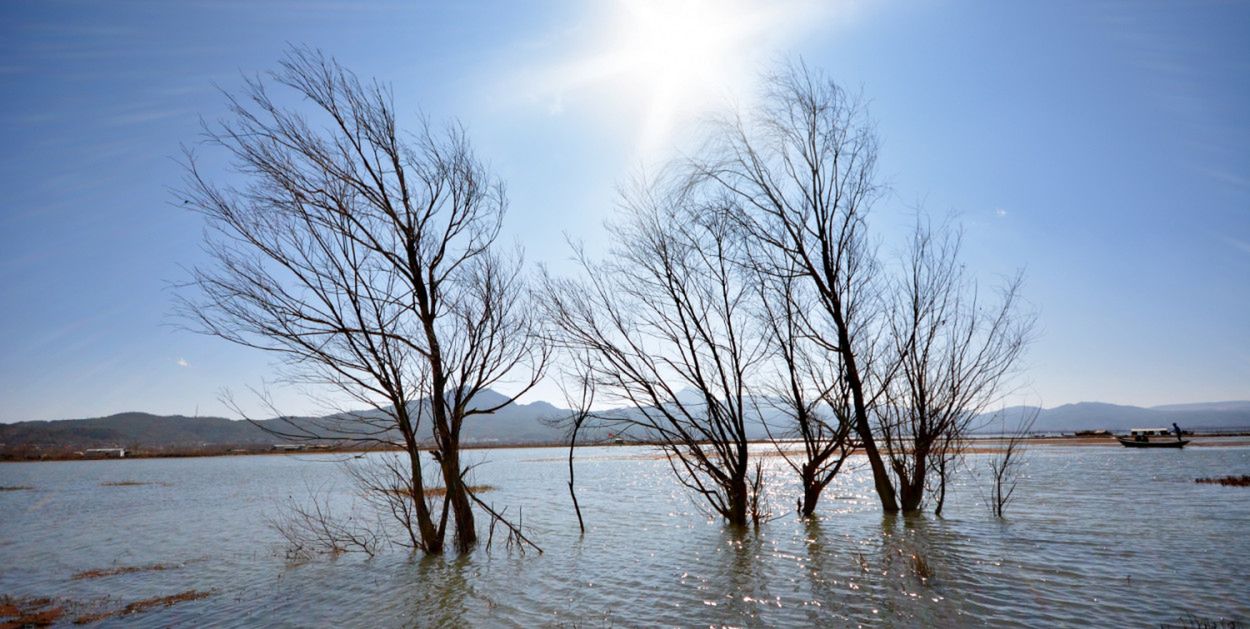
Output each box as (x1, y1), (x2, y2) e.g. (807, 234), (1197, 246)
(2, 443), (1248, 626)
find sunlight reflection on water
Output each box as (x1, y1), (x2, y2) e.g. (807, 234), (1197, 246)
(1, 444), (1248, 626)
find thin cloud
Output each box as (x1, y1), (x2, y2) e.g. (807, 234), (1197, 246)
(1205, 168), (1250, 191)
(176, 358), (190, 368)
(1222, 236), (1250, 257)
(995, 208), (1008, 217)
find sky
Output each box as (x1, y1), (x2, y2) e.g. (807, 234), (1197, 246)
(1, 0), (1248, 422)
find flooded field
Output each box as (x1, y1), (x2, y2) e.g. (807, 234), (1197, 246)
(2, 443), (1248, 626)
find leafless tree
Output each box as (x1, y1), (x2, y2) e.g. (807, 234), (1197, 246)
(347, 453), (433, 551)
(987, 410), (1036, 518)
(542, 176), (768, 527)
(270, 485), (384, 559)
(752, 259), (858, 517)
(876, 221), (1033, 513)
(684, 63), (1033, 516)
(928, 421), (962, 517)
(177, 47), (547, 554)
(542, 361), (597, 535)
(690, 63), (900, 511)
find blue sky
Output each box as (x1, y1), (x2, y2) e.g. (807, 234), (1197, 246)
(1, 0), (1247, 422)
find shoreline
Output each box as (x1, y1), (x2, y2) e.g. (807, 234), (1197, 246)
(4, 433), (1250, 463)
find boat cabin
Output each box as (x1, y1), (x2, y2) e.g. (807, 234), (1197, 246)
(1130, 427), (1175, 442)
(1129, 428), (1172, 438)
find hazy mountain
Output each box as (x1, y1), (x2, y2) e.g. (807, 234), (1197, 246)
(972, 401), (1250, 433)
(3, 392), (1248, 456)
(0, 412), (271, 452)
(0, 391), (577, 455)
(1150, 401), (1250, 413)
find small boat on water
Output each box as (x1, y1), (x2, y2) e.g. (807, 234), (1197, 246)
(1117, 427), (1189, 448)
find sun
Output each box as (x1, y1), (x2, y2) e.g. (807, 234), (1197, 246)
(611, 0), (750, 153)
(609, 0), (766, 155)
(522, 0), (819, 160)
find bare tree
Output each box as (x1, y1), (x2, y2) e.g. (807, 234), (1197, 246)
(540, 360), (596, 534)
(752, 259), (858, 517)
(988, 410), (1036, 518)
(691, 63), (900, 511)
(178, 47), (547, 554)
(270, 483), (385, 559)
(347, 453), (435, 551)
(684, 63), (1033, 516)
(542, 177), (768, 527)
(876, 220), (1033, 513)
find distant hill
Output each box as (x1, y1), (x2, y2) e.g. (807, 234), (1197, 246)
(0, 391), (577, 456)
(972, 401), (1250, 434)
(3, 393), (1249, 457)
(0, 412), (270, 452)
(1150, 401), (1250, 413)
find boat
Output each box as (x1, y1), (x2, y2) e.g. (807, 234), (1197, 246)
(1117, 427), (1189, 448)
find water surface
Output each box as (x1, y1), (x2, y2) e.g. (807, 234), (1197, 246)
(2, 444), (1248, 626)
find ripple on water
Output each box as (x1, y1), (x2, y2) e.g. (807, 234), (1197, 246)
(1, 445), (1248, 626)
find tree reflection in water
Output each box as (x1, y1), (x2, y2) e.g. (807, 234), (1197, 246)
(402, 555), (475, 626)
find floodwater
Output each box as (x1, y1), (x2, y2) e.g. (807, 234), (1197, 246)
(2, 443), (1248, 626)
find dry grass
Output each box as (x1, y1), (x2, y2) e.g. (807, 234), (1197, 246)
(380, 484), (495, 498)
(910, 552), (933, 582)
(0, 596), (64, 628)
(72, 563), (176, 581)
(72, 590), (212, 625)
(1161, 613), (1242, 628)
(1195, 475), (1250, 487)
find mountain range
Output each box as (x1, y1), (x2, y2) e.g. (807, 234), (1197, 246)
(2, 393), (1248, 456)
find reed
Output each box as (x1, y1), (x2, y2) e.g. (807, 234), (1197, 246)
(379, 484), (495, 499)
(72, 563), (176, 581)
(72, 590), (212, 625)
(1194, 475), (1250, 487)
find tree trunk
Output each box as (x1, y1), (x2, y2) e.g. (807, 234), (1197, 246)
(727, 474), (749, 527)
(567, 420), (585, 534)
(800, 483), (822, 518)
(437, 445), (477, 552)
(837, 311), (900, 513)
(899, 456), (927, 513)
(406, 447), (443, 554)
(933, 459), (948, 517)
(855, 417), (899, 513)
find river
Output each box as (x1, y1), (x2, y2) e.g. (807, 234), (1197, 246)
(2, 443), (1248, 626)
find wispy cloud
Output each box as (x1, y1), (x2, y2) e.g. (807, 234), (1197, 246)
(104, 105), (196, 128)
(1222, 236), (1250, 257)
(1203, 168), (1250, 192)
(995, 208), (1008, 218)
(176, 358), (190, 368)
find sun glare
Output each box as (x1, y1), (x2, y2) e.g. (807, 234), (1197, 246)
(613, 1), (749, 153)
(528, 0), (819, 159)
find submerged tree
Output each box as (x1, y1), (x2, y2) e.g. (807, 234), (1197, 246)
(543, 358), (597, 535)
(688, 63), (1032, 515)
(751, 257), (858, 518)
(542, 178), (768, 527)
(692, 63), (900, 512)
(987, 410), (1036, 518)
(878, 221), (1033, 513)
(178, 48), (547, 554)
